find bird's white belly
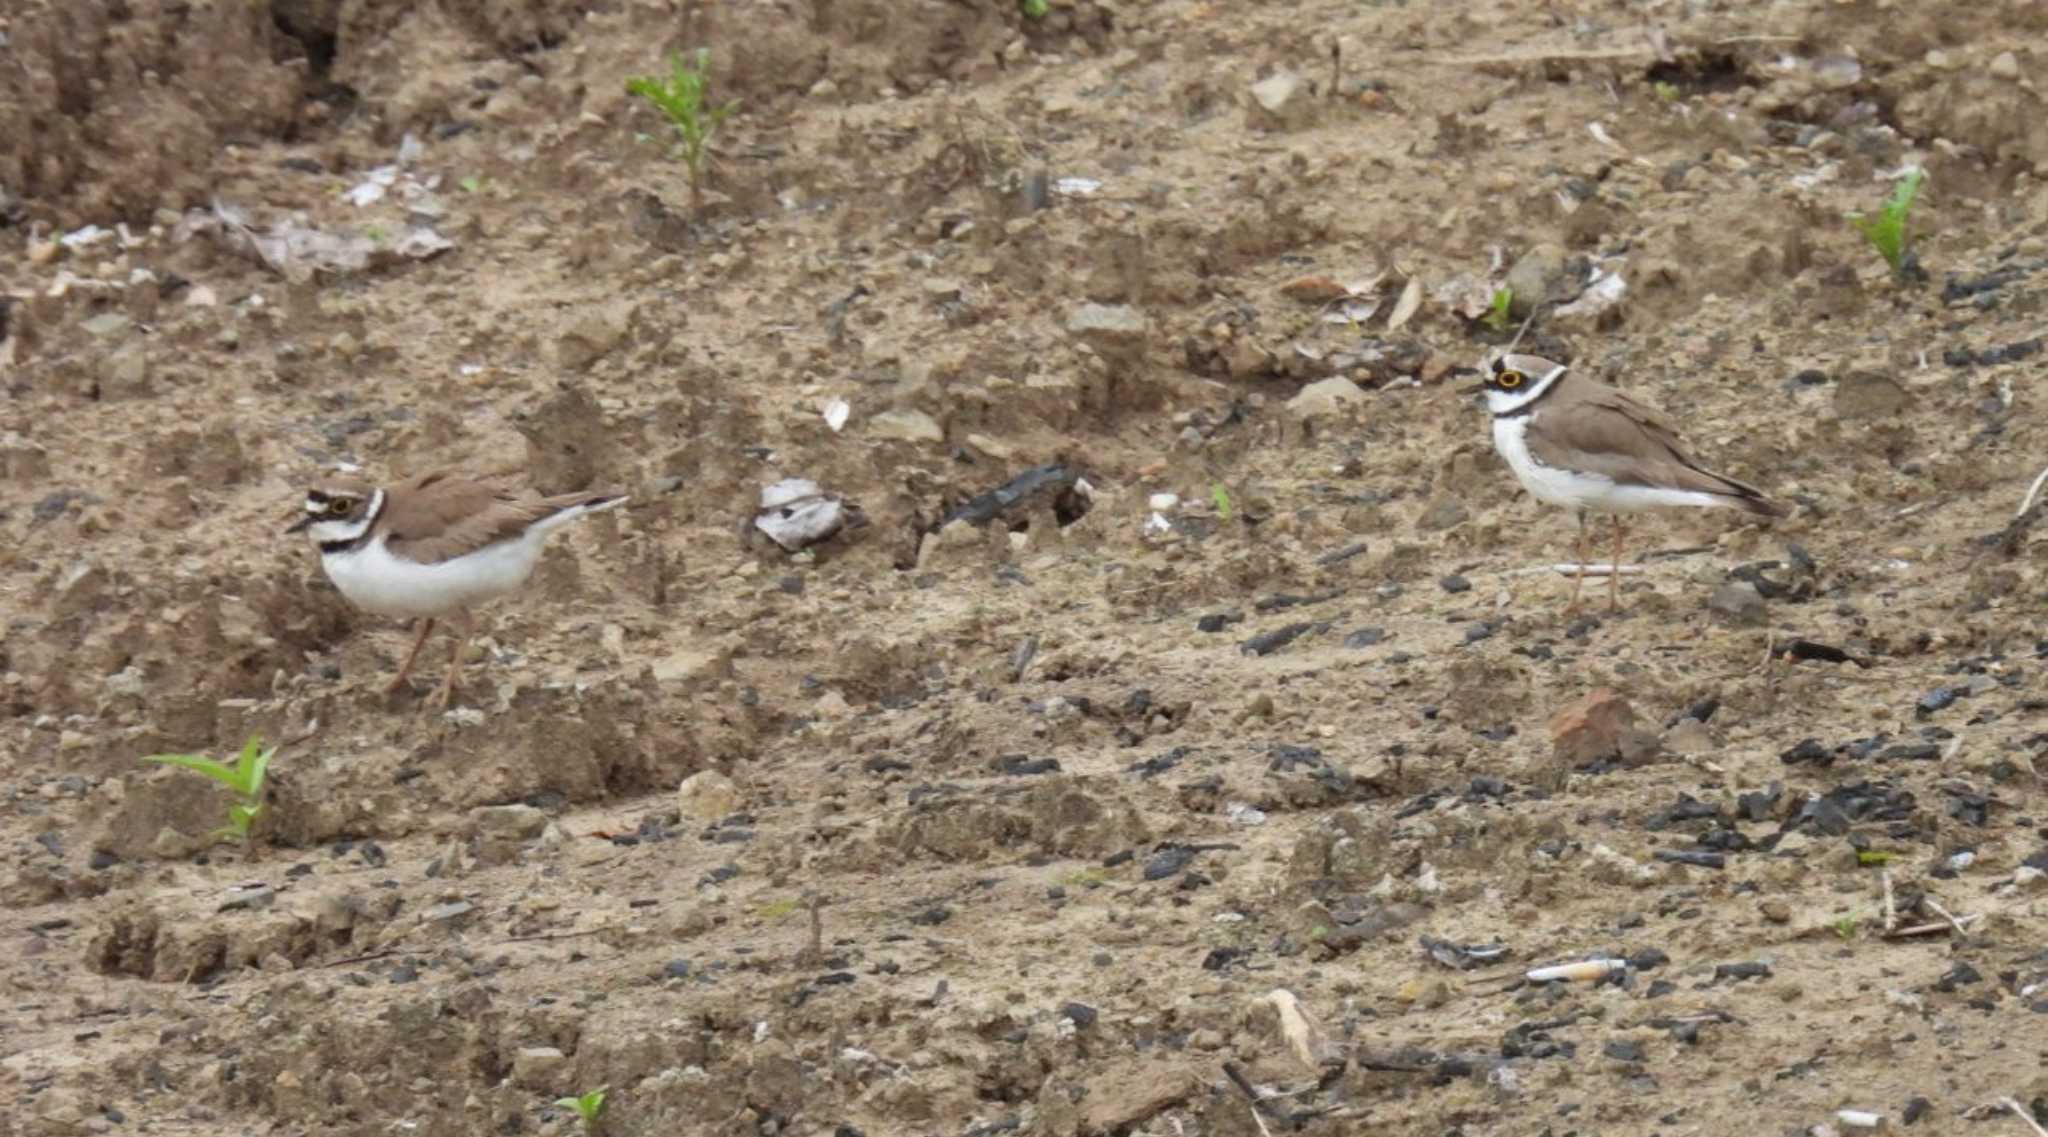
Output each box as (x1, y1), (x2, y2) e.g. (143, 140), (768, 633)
(1491, 414), (1730, 514)
(322, 533), (546, 618)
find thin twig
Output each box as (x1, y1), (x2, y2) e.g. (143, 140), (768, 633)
(1886, 913), (1981, 938)
(317, 948), (412, 969)
(2003, 1098), (2048, 1137)
(1881, 870), (1897, 935)
(1503, 562), (1646, 578)
(2018, 462), (2048, 519)
(1923, 898), (1972, 937)
(496, 926), (617, 945)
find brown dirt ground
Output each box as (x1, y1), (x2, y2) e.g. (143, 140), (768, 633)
(3, 1), (2047, 1135)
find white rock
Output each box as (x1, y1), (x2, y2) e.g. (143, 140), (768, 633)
(1147, 492), (1180, 512)
(676, 770), (742, 823)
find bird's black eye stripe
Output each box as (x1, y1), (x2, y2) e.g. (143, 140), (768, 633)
(307, 490), (331, 504)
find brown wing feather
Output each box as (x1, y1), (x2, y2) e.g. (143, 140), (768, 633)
(381, 472), (588, 565)
(1528, 394), (1785, 516)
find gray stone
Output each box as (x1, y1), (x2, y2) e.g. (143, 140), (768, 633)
(1503, 243), (1570, 317)
(1707, 580), (1766, 626)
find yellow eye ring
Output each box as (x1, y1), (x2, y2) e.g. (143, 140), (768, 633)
(1497, 369), (1526, 388)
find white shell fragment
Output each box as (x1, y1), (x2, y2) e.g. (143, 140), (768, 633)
(1525, 958), (1625, 983)
(821, 397), (851, 433)
(754, 478), (849, 552)
(1835, 1110), (1885, 1132)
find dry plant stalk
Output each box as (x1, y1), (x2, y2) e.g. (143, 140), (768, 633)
(1266, 988), (1339, 1074)
(2003, 1097), (2048, 1137)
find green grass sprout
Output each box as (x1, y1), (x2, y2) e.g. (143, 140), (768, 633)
(1849, 167), (1925, 280)
(1021, 0), (1050, 17)
(1481, 286), (1514, 333)
(458, 175), (482, 193)
(1652, 80), (1681, 102)
(1831, 915), (1859, 940)
(555, 1087), (608, 1135)
(1855, 849), (1895, 866)
(626, 49), (738, 207)
(143, 735), (275, 844)
(1210, 483), (1233, 521)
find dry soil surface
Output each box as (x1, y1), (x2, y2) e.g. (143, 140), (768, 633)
(2, 1), (2047, 1136)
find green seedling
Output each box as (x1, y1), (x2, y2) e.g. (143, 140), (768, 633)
(1021, 0), (1049, 17)
(554, 1087), (608, 1135)
(1849, 167), (1925, 280)
(1481, 286), (1514, 333)
(1210, 483), (1233, 521)
(1856, 849), (1895, 866)
(143, 735), (275, 844)
(1831, 915), (1859, 940)
(626, 49), (738, 206)
(364, 223), (390, 246)
(458, 175), (483, 194)
(1652, 80), (1681, 102)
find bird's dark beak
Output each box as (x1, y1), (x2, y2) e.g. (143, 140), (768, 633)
(285, 514), (315, 534)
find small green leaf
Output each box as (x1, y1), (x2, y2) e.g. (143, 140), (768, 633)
(1021, 0), (1050, 17)
(1652, 80), (1680, 101)
(143, 753), (241, 790)
(1481, 287), (1514, 332)
(459, 175), (482, 193)
(1210, 483), (1233, 521)
(1849, 167), (1924, 278)
(1855, 850), (1894, 866)
(555, 1087), (608, 1126)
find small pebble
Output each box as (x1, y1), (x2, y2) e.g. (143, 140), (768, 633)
(1439, 573), (1471, 593)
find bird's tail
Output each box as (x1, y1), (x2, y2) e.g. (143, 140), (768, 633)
(532, 492), (629, 535)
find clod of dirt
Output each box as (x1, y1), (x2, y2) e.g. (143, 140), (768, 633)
(555, 308), (628, 372)
(1548, 688), (1660, 768)
(1288, 376), (1366, 416)
(516, 384), (615, 493)
(1833, 371), (1908, 420)
(1066, 302), (1150, 361)
(471, 803), (548, 865)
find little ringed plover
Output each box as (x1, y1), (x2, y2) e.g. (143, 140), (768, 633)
(1481, 352), (1786, 612)
(288, 470), (626, 705)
